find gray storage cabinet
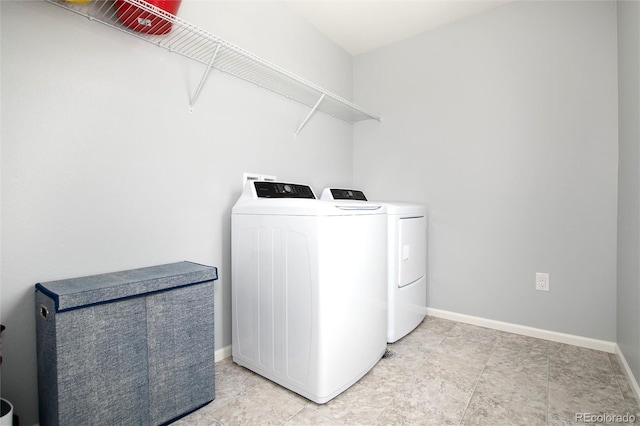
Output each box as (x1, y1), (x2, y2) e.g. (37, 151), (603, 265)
(35, 261), (218, 426)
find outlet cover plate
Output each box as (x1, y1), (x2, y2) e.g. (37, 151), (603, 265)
(536, 273), (550, 292)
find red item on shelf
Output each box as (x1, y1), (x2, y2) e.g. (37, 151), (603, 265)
(115, 0), (182, 35)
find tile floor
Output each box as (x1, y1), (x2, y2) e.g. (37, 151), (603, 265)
(175, 317), (640, 425)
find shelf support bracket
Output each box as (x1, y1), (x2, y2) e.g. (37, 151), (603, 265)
(190, 43), (220, 113)
(295, 93), (325, 137)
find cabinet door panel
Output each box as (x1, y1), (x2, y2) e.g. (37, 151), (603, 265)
(147, 282), (215, 424)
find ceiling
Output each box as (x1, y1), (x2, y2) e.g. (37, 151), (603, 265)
(285, 0), (510, 56)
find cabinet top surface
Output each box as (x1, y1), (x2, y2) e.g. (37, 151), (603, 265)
(36, 261), (218, 311)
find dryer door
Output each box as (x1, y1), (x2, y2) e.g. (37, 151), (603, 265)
(398, 216), (427, 288)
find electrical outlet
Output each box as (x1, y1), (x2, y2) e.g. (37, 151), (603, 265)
(535, 273), (550, 292)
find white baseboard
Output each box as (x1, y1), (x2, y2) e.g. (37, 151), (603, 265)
(426, 307), (617, 353)
(215, 345), (232, 362)
(615, 344), (640, 404)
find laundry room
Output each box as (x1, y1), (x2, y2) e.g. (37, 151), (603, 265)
(1, 0), (639, 425)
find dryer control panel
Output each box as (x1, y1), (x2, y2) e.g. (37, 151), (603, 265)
(327, 188), (367, 201)
(254, 181), (316, 199)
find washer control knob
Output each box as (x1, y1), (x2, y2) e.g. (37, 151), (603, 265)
(283, 184), (292, 193)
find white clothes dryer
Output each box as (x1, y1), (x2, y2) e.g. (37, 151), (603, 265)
(232, 181), (388, 403)
(321, 189), (428, 343)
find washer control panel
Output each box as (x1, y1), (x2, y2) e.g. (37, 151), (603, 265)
(328, 189), (368, 201)
(254, 181), (316, 199)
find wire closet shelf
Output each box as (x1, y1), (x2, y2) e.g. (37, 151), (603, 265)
(45, 0), (382, 135)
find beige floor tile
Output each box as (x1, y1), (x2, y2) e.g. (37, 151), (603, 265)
(210, 382), (304, 426)
(474, 365), (548, 412)
(447, 323), (499, 344)
(549, 356), (620, 390)
(203, 359), (264, 412)
(616, 373), (640, 413)
(172, 409), (223, 426)
(315, 382), (394, 425)
(548, 379), (629, 424)
(461, 392), (546, 426)
(356, 356), (419, 396)
(434, 336), (495, 364)
(417, 350), (485, 394)
(494, 332), (549, 353)
(418, 316), (458, 335)
(282, 408), (339, 426)
(486, 345), (548, 382)
(609, 354), (640, 419)
(394, 375), (473, 425)
(390, 317), (456, 356)
(384, 338), (432, 371)
(180, 317), (640, 426)
(374, 397), (441, 425)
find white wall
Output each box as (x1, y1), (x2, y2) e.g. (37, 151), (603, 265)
(617, 0), (640, 383)
(0, 1), (354, 424)
(354, 1), (619, 340)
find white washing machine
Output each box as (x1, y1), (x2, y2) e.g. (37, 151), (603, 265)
(231, 181), (388, 403)
(321, 189), (428, 343)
